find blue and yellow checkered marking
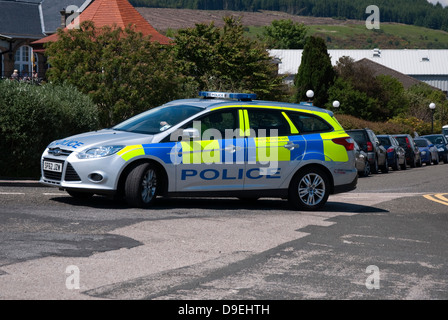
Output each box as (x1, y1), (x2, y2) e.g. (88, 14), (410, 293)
(116, 132), (348, 165)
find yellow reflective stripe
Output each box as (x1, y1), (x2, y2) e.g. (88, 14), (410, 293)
(180, 140), (221, 164)
(243, 110), (251, 137)
(238, 110), (245, 137)
(117, 145), (145, 161)
(321, 132), (349, 162)
(281, 112), (298, 134)
(254, 136), (290, 162)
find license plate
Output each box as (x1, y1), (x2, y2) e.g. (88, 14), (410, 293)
(43, 161), (62, 173)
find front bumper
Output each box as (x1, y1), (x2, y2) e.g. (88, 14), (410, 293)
(40, 150), (124, 193)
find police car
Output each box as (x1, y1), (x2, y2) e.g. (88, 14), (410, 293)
(40, 91), (357, 211)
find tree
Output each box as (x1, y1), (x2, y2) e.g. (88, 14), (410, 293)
(262, 19), (308, 49)
(172, 16), (287, 101)
(45, 21), (196, 127)
(294, 36), (335, 107)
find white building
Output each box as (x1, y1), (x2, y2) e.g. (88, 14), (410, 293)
(269, 49), (448, 95)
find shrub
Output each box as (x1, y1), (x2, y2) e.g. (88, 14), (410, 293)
(0, 80), (99, 178)
(335, 114), (414, 135)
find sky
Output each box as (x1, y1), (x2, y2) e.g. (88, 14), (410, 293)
(427, 0), (448, 7)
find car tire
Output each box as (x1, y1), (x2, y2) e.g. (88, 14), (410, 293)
(361, 160), (370, 177)
(371, 157), (379, 174)
(288, 167), (330, 211)
(410, 155), (416, 168)
(392, 155), (400, 171)
(444, 154), (448, 164)
(381, 157), (389, 173)
(433, 155), (439, 165)
(401, 158), (407, 170)
(125, 162), (159, 208)
(417, 157), (422, 167)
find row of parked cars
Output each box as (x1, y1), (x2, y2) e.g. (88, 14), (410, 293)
(347, 128), (448, 177)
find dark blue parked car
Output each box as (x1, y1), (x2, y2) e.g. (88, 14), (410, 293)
(377, 135), (407, 170)
(422, 134), (448, 163)
(414, 137), (439, 165)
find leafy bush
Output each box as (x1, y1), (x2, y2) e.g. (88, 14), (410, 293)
(335, 114), (414, 135)
(0, 80), (99, 178)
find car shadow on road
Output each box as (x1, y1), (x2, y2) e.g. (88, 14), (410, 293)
(50, 195), (387, 214)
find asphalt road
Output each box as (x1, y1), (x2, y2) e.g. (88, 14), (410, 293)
(0, 162), (447, 302)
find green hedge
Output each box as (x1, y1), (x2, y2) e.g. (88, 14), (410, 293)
(0, 80), (99, 178)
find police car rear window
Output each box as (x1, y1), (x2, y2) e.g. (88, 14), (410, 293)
(113, 105), (203, 135)
(286, 112), (333, 134)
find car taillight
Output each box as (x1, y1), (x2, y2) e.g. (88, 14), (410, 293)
(367, 141), (373, 152)
(405, 137), (411, 149)
(387, 147), (394, 153)
(333, 137), (354, 151)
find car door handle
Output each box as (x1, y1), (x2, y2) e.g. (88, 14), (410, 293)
(225, 145), (242, 153)
(284, 142), (299, 150)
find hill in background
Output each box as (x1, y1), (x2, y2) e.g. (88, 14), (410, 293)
(137, 8), (448, 49)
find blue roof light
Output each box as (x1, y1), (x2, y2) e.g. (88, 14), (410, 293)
(199, 91), (257, 101)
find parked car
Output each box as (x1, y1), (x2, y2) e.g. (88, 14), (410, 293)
(393, 134), (422, 168)
(354, 141), (370, 177)
(347, 128), (388, 174)
(414, 137), (439, 165)
(422, 134), (448, 163)
(377, 135), (407, 170)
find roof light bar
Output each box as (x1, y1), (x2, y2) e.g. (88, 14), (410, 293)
(199, 91), (257, 101)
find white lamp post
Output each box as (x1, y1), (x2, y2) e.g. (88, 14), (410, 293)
(429, 103), (436, 133)
(306, 90), (314, 103)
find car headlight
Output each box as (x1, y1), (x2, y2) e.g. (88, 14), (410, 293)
(77, 146), (124, 159)
(421, 151), (426, 155)
(437, 148), (444, 152)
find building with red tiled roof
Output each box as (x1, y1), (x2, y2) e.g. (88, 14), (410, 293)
(1, 0), (170, 79)
(32, 0), (171, 48)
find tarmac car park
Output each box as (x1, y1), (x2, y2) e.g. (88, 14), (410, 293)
(40, 91), (358, 211)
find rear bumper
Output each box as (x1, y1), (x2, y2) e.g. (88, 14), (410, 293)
(333, 174), (357, 194)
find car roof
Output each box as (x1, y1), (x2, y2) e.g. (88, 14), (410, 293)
(164, 97), (334, 115)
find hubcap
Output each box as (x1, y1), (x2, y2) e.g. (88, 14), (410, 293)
(141, 169), (157, 203)
(298, 173), (325, 206)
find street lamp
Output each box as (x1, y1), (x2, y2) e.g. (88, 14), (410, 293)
(306, 90), (314, 103)
(333, 100), (340, 111)
(429, 102), (436, 134)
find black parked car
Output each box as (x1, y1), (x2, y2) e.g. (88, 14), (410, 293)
(347, 128), (388, 174)
(393, 134), (422, 168)
(377, 135), (407, 170)
(422, 134), (448, 163)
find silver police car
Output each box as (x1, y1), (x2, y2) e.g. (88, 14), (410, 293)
(40, 92), (357, 210)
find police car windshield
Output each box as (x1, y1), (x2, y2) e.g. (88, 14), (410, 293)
(113, 105), (203, 135)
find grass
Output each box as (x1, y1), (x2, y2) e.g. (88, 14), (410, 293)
(245, 23), (448, 49)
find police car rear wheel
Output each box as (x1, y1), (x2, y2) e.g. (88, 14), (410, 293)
(125, 163), (158, 208)
(289, 168), (329, 211)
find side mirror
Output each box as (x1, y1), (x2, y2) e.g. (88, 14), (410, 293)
(182, 128), (200, 139)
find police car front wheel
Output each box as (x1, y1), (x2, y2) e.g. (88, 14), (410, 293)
(288, 168), (330, 211)
(125, 163), (159, 208)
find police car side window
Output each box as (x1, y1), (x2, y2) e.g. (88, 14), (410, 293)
(182, 110), (238, 138)
(286, 112), (332, 134)
(247, 109), (290, 137)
